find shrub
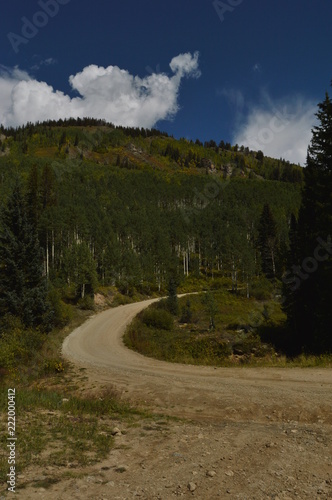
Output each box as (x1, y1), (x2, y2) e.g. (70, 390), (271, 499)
(47, 289), (73, 326)
(77, 295), (95, 310)
(180, 299), (192, 323)
(0, 319), (46, 370)
(140, 308), (174, 331)
(42, 359), (65, 375)
(112, 293), (133, 306)
(250, 278), (273, 300)
(185, 338), (232, 360)
(231, 333), (272, 357)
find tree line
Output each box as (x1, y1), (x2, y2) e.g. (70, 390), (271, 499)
(0, 161), (300, 329)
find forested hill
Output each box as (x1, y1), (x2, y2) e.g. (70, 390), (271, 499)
(0, 119), (302, 313)
(0, 118), (303, 183)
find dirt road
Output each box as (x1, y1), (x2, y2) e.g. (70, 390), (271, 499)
(23, 298), (332, 499)
(62, 299), (332, 426)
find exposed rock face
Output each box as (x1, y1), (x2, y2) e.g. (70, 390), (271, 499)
(222, 163), (233, 177)
(201, 158), (217, 174)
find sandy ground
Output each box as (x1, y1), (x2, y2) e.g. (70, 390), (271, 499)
(12, 299), (332, 499)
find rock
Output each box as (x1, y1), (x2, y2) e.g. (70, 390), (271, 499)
(206, 470), (216, 478)
(85, 475), (103, 484)
(225, 470), (234, 477)
(111, 427), (122, 436)
(68, 461), (79, 468)
(265, 442), (276, 448)
(33, 475), (47, 481)
(116, 465), (129, 473)
(187, 482), (197, 492)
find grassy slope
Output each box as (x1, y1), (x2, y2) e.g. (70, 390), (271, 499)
(124, 291), (332, 368)
(0, 301), (158, 491)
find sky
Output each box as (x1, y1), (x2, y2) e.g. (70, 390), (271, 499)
(0, 0), (331, 165)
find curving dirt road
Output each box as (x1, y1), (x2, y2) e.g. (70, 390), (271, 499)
(62, 298), (332, 425)
(58, 298), (332, 499)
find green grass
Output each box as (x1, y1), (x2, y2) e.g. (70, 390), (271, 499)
(0, 303), (153, 492)
(1, 280), (331, 493)
(0, 384), (147, 488)
(124, 289), (272, 365)
(124, 289), (332, 368)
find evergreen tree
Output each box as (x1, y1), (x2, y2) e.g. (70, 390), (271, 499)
(180, 298), (192, 323)
(166, 273), (179, 315)
(257, 203), (278, 279)
(203, 291), (218, 331)
(283, 84), (332, 353)
(256, 150), (264, 162)
(0, 183), (50, 329)
(26, 164), (40, 228)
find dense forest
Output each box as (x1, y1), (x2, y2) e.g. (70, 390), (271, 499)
(0, 84), (331, 365)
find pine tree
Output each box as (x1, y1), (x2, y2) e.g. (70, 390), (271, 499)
(166, 274), (179, 315)
(203, 291), (218, 331)
(0, 182), (50, 329)
(257, 203), (277, 279)
(26, 164), (40, 228)
(283, 84), (332, 353)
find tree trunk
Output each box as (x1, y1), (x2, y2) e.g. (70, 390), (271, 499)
(51, 230), (55, 267)
(46, 233), (49, 278)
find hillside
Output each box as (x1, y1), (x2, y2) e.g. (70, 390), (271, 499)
(0, 119), (302, 300)
(0, 118), (304, 183)
(0, 119), (302, 305)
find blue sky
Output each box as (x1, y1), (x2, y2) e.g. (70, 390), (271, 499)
(0, 0), (331, 164)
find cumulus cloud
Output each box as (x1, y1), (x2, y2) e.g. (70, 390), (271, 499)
(169, 52), (201, 79)
(0, 52), (200, 129)
(233, 94), (317, 165)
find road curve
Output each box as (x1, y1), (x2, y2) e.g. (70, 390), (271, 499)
(62, 298), (332, 424)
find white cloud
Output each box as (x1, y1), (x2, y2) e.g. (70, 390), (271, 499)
(233, 94), (317, 165)
(0, 52), (200, 129)
(169, 51), (201, 79)
(31, 57), (57, 71)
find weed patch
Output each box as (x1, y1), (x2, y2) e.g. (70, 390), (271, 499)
(0, 385), (144, 487)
